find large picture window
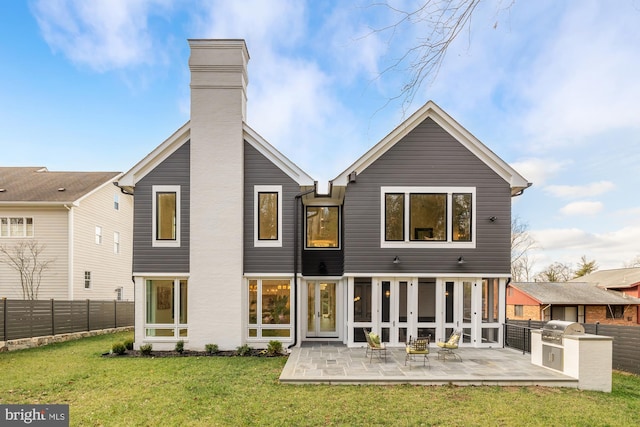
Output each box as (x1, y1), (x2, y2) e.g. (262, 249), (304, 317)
(145, 278), (188, 338)
(306, 206), (339, 248)
(152, 185), (180, 247)
(254, 185), (282, 247)
(381, 186), (475, 248)
(248, 278), (292, 340)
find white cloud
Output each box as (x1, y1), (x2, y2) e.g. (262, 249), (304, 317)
(544, 181), (615, 199)
(31, 0), (172, 72)
(559, 201), (603, 216)
(518, 2), (640, 151)
(509, 157), (567, 186)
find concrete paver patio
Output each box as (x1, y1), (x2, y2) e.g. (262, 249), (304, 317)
(280, 342), (578, 387)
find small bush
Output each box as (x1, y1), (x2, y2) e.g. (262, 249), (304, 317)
(111, 342), (126, 355)
(236, 344), (252, 356)
(267, 340), (283, 356)
(205, 343), (218, 354)
(140, 343), (153, 356)
(175, 340), (185, 354)
(123, 338), (134, 351)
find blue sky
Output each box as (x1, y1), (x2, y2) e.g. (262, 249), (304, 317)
(1, 0), (639, 275)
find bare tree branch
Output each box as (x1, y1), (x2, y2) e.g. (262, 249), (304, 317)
(0, 240), (53, 300)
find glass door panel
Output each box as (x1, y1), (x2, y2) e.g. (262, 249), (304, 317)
(380, 279), (408, 345)
(307, 281), (337, 337)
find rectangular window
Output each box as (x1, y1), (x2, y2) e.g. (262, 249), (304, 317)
(306, 206), (339, 248)
(145, 278), (188, 338)
(114, 193), (120, 210)
(114, 232), (120, 254)
(254, 185), (282, 247)
(95, 226), (102, 244)
(84, 271), (91, 289)
(410, 193), (447, 241)
(381, 187), (476, 248)
(152, 185), (180, 247)
(0, 217), (34, 237)
(385, 193), (404, 241)
(353, 278), (372, 322)
(514, 305), (524, 317)
(606, 305), (625, 319)
(116, 287), (123, 301)
(247, 278), (292, 340)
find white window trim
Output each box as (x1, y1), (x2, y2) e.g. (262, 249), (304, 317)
(0, 217), (34, 238)
(152, 185), (181, 248)
(114, 193), (120, 210)
(380, 186), (476, 249)
(246, 277), (293, 342)
(254, 185), (282, 247)
(144, 277), (188, 341)
(114, 231), (120, 254)
(84, 271), (92, 289)
(95, 226), (102, 245)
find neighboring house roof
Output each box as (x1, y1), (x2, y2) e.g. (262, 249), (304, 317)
(117, 121), (315, 192)
(0, 167), (121, 205)
(569, 268), (640, 290)
(331, 100), (531, 196)
(510, 282), (640, 305)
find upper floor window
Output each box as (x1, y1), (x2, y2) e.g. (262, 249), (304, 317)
(0, 217), (33, 237)
(381, 186), (475, 248)
(114, 193), (120, 210)
(254, 185), (282, 247)
(152, 185), (180, 247)
(95, 226), (102, 244)
(306, 206), (340, 249)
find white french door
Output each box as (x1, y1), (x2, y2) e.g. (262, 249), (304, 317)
(306, 281), (338, 337)
(440, 279), (475, 345)
(379, 279), (410, 345)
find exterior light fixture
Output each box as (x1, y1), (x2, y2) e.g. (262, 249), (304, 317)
(393, 256), (400, 264)
(489, 216), (497, 222)
(457, 256), (466, 265)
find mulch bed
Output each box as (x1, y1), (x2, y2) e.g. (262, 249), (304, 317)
(102, 349), (287, 358)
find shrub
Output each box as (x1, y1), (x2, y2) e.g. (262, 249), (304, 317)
(267, 340), (283, 356)
(205, 343), (218, 354)
(123, 338), (134, 351)
(111, 342), (126, 355)
(140, 343), (153, 356)
(236, 344), (252, 356)
(175, 340), (185, 354)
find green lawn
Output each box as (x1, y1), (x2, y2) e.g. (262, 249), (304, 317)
(1, 331), (639, 426)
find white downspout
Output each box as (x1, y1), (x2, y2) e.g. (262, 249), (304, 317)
(64, 204), (74, 299)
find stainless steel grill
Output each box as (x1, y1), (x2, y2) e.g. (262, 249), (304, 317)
(541, 320), (585, 345)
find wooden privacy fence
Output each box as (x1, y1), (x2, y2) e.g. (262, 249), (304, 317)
(505, 319), (640, 376)
(0, 299), (134, 341)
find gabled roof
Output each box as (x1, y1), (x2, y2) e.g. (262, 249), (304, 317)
(331, 100), (531, 196)
(510, 282), (640, 305)
(568, 268), (640, 290)
(0, 167), (121, 205)
(117, 121), (314, 192)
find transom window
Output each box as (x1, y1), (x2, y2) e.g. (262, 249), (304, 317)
(1, 217), (34, 237)
(254, 185), (282, 247)
(381, 187), (475, 248)
(306, 206), (340, 248)
(152, 185), (180, 247)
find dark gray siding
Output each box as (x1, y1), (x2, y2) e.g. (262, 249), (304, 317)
(133, 141), (190, 273)
(344, 117), (512, 274)
(244, 141), (300, 274)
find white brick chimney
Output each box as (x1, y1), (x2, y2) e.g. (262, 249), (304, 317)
(188, 39), (249, 350)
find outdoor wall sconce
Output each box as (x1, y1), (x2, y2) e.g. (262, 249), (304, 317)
(393, 256), (401, 264)
(457, 256), (466, 265)
(489, 216), (497, 222)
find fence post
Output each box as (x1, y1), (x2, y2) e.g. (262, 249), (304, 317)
(51, 299), (55, 336)
(2, 298), (6, 342)
(114, 300), (117, 328)
(595, 321), (599, 335)
(87, 300), (90, 332)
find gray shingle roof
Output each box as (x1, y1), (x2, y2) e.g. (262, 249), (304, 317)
(568, 268), (640, 290)
(510, 281), (640, 305)
(0, 167), (120, 203)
